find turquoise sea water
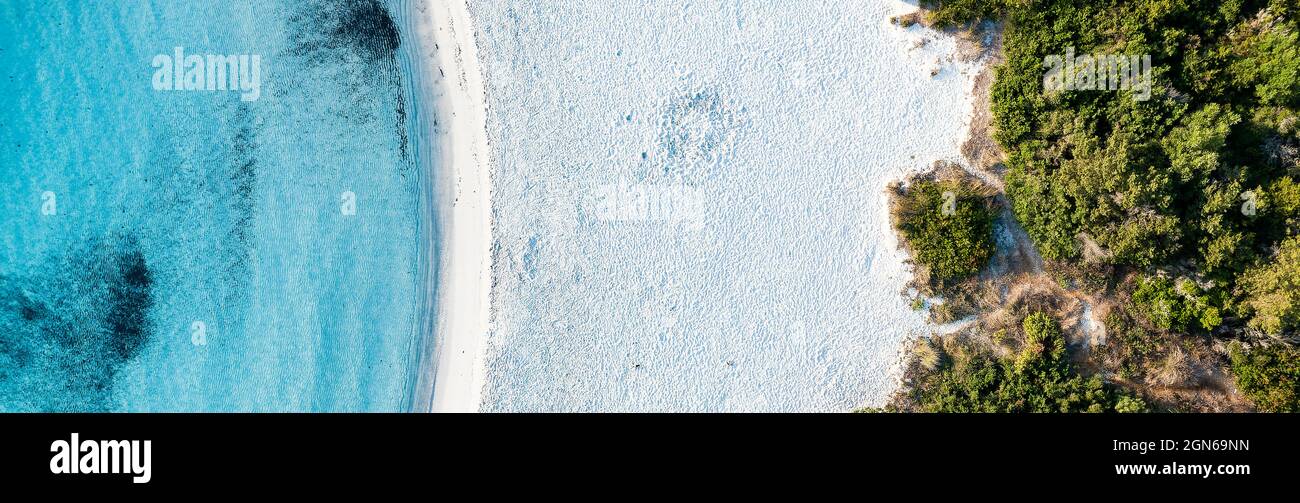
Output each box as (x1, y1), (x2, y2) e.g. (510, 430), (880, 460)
(0, 0), (432, 411)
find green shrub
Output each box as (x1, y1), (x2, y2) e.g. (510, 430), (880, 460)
(1105, 309), (1160, 380)
(1130, 275), (1222, 333)
(893, 178), (997, 283)
(1265, 176), (1300, 233)
(1239, 237), (1300, 335)
(918, 0), (1300, 408)
(929, 0), (1300, 282)
(1229, 342), (1300, 412)
(1115, 394), (1147, 413)
(907, 312), (1146, 412)
(919, 0), (1009, 28)
(1229, 14), (1300, 107)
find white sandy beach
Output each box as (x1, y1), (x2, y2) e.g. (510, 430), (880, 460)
(465, 0), (986, 412)
(413, 0), (986, 412)
(413, 0), (492, 413)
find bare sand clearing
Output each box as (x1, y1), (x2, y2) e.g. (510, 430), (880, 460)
(412, 0), (990, 412)
(466, 0), (989, 411)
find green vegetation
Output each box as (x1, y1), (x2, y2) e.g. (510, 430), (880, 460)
(1229, 342), (1300, 411)
(1130, 275), (1222, 333)
(922, 0), (1009, 28)
(1238, 236), (1300, 335)
(925, 0), (1300, 281)
(920, 0), (1300, 411)
(892, 176), (997, 284)
(901, 313), (1146, 412)
(1104, 309), (1161, 380)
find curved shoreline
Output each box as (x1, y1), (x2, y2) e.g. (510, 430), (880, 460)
(410, 0), (492, 412)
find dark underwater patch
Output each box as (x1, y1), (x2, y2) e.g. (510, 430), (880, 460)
(104, 244), (153, 361)
(289, 0), (402, 65)
(331, 0), (401, 62)
(227, 104), (258, 249)
(214, 105), (259, 332)
(0, 236), (156, 411)
(287, 0), (412, 164)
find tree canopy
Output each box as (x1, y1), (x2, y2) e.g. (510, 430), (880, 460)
(921, 0), (1300, 411)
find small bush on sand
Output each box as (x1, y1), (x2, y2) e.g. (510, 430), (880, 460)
(892, 172), (997, 286)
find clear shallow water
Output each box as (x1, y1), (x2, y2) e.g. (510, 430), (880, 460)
(0, 0), (429, 411)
